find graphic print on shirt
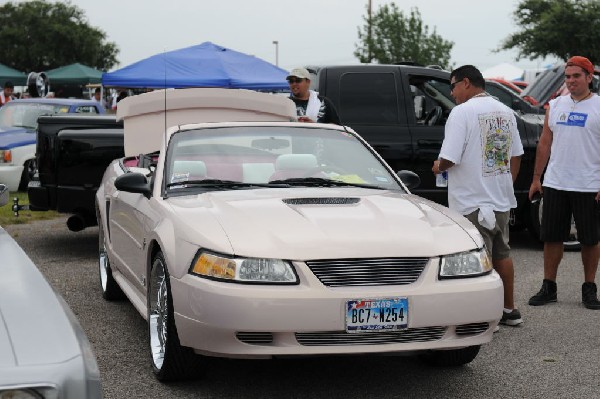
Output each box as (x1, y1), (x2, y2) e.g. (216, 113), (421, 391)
(556, 111), (588, 127)
(478, 112), (514, 177)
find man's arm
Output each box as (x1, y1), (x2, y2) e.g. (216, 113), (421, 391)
(510, 155), (522, 184)
(529, 108), (553, 199)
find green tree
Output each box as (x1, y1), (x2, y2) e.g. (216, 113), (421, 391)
(0, 0), (119, 72)
(498, 0), (600, 62)
(355, 4), (453, 69)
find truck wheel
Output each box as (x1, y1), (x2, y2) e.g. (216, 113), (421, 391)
(18, 159), (37, 191)
(529, 197), (581, 251)
(419, 345), (480, 366)
(148, 251), (203, 381)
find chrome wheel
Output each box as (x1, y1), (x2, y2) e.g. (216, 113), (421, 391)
(149, 256), (168, 370)
(98, 221), (109, 292)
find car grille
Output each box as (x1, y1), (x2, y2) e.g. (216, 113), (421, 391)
(455, 322), (490, 336)
(305, 258), (429, 287)
(236, 332), (274, 345)
(295, 326), (446, 346)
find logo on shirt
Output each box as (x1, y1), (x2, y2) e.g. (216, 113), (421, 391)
(479, 112), (514, 177)
(557, 112), (588, 127)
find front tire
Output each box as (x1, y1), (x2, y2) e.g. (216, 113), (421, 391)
(419, 345), (480, 367)
(148, 251), (202, 381)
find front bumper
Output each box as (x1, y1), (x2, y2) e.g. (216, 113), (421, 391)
(0, 165), (23, 192)
(171, 258), (503, 358)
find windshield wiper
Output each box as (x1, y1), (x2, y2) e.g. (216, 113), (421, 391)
(166, 179), (288, 189)
(268, 177), (386, 189)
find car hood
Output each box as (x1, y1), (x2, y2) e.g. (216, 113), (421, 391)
(0, 228), (80, 368)
(0, 125), (35, 149)
(167, 188), (482, 259)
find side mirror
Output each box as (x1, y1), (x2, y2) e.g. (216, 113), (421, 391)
(396, 170), (421, 190)
(0, 184), (8, 207)
(115, 173), (152, 198)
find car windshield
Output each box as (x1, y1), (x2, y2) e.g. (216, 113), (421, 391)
(0, 102), (70, 129)
(165, 125), (404, 192)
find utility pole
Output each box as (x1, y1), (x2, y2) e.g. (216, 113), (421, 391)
(368, 0), (372, 62)
(272, 40), (279, 67)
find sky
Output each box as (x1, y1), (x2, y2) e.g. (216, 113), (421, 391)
(13, 0), (560, 73)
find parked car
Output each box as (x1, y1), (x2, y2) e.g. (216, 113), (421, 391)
(0, 98), (105, 191)
(488, 78), (525, 94)
(0, 183), (102, 398)
(485, 79), (544, 115)
(520, 63), (600, 109)
(96, 88), (502, 381)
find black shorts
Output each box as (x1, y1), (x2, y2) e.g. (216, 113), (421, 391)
(540, 187), (599, 245)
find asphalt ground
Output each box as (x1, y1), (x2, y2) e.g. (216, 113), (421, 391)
(5, 217), (600, 399)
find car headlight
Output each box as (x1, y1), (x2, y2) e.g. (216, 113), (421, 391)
(439, 248), (492, 279)
(190, 251), (298, 284)
(0, 149), (11, 163)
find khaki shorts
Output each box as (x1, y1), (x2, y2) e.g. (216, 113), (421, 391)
(464, 210), (511, 261)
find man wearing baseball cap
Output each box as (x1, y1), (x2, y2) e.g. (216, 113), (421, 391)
(286, 67), (340, 124)
(528, 55), (600, 309)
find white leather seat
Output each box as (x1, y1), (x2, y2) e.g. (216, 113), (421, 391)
(242, 163), (275, 183)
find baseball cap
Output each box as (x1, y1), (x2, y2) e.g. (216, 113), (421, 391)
(286, 67), (311, 80)
(566, 56), (594, 75)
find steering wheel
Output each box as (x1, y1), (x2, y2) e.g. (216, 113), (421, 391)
(424, 106), (442, 126)
(302, 165), (348, 178)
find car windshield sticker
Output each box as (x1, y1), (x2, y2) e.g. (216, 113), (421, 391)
(171, 172), (189, 184)
(375, 176), (389, 182)
(557, 112), (588, 127)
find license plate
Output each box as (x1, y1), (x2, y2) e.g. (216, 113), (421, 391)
(346, 298), (408, 332)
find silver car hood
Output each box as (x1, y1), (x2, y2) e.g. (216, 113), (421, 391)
(167, 188), (482, 259)
(0, 228), (80, 368)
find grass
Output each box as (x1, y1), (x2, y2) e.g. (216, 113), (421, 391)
(0, 191), (60, 226)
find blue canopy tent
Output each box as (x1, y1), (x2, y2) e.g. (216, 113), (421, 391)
(102, 42), (289, 90)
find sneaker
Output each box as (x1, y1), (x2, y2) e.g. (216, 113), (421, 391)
(493, 325), (500, 333)
(582, 282), (600, 310)
(500, 309), (523, 326)
(529, 279), (557, 306)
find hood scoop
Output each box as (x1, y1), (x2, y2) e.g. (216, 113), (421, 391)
(283, 197), (360, 205)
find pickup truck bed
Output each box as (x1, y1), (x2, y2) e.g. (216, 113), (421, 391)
(28, 115), (124, 231)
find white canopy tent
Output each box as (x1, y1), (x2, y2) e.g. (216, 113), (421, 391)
(481, 63), (524, 81)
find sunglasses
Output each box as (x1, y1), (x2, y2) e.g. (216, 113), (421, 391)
(287, 78), (305, 84)
(450, 79), (464, 91)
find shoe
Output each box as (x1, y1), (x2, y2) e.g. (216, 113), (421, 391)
(493, 325), (500, 333)
(500, 309), (523, 326)
(582, 282), (600, 310)
(529, 279), (557, 306)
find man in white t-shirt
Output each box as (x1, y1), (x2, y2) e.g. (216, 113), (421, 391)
(528, 56), (600, 310)
(432, 65), (524, 327)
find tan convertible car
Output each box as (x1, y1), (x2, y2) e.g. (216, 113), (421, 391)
(96, 88), (503, 381)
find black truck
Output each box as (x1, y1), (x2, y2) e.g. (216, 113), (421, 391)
(28, 114), (124, 231)
(27, 64), (546, 241)
(309, 64), (543, 234)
